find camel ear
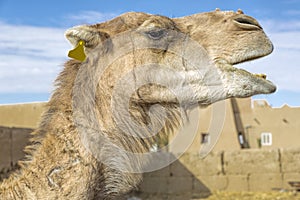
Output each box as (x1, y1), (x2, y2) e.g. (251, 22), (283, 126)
(65, 25), (109, 48)
(65, 25), (111, 61)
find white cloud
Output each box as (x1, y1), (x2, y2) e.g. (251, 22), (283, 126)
(66, 11), (118, 25)
(261, 19), (300, 32)
(0, 22), (70, 93)
(285, 10), (300, 16)
(0, 11), (118, 94)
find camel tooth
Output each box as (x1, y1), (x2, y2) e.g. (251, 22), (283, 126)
(255, 74), (267, 79)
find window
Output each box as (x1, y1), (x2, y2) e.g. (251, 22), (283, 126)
(201, 133), (210, 144)
(261, 132), (272, 146)
(238, 132), (244, 144)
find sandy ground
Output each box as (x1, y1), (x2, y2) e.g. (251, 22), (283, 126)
(127, 191), (300, 200)
(200, 191), (300, 200)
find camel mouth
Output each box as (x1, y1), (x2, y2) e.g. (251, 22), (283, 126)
(217, 55), (277, 95)
(235, 47), (276, 92)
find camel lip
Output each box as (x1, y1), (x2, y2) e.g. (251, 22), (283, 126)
(232, 64), (277, 94)
(231, 49), (273, 65)
(229, 41), (274, 66)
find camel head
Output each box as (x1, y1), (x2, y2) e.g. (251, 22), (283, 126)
(65, 9), (276, 108)
(62, 10), (277, 175)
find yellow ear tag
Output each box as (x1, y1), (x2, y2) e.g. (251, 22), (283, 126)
(68, 40), (87, 62)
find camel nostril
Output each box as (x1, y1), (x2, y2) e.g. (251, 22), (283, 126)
(234, 17), (262, 30)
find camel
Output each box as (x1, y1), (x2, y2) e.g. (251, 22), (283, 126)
(0, 9), (276, 199)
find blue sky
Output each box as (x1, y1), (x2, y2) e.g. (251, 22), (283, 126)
(0, 0), (299, 107)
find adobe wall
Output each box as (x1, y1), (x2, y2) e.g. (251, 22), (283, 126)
(2, 99), (300, 154)
(131, 148), (300, 199)
(0, 126), (33, 180)
(247, 103), (300, 149)
(0, 102), (46, 129)
(1, 126), (299, 198)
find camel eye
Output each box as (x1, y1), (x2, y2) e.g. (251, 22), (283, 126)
(146, 29), (166, 40)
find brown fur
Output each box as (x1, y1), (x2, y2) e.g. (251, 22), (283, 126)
(0, 10), (275, 199)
